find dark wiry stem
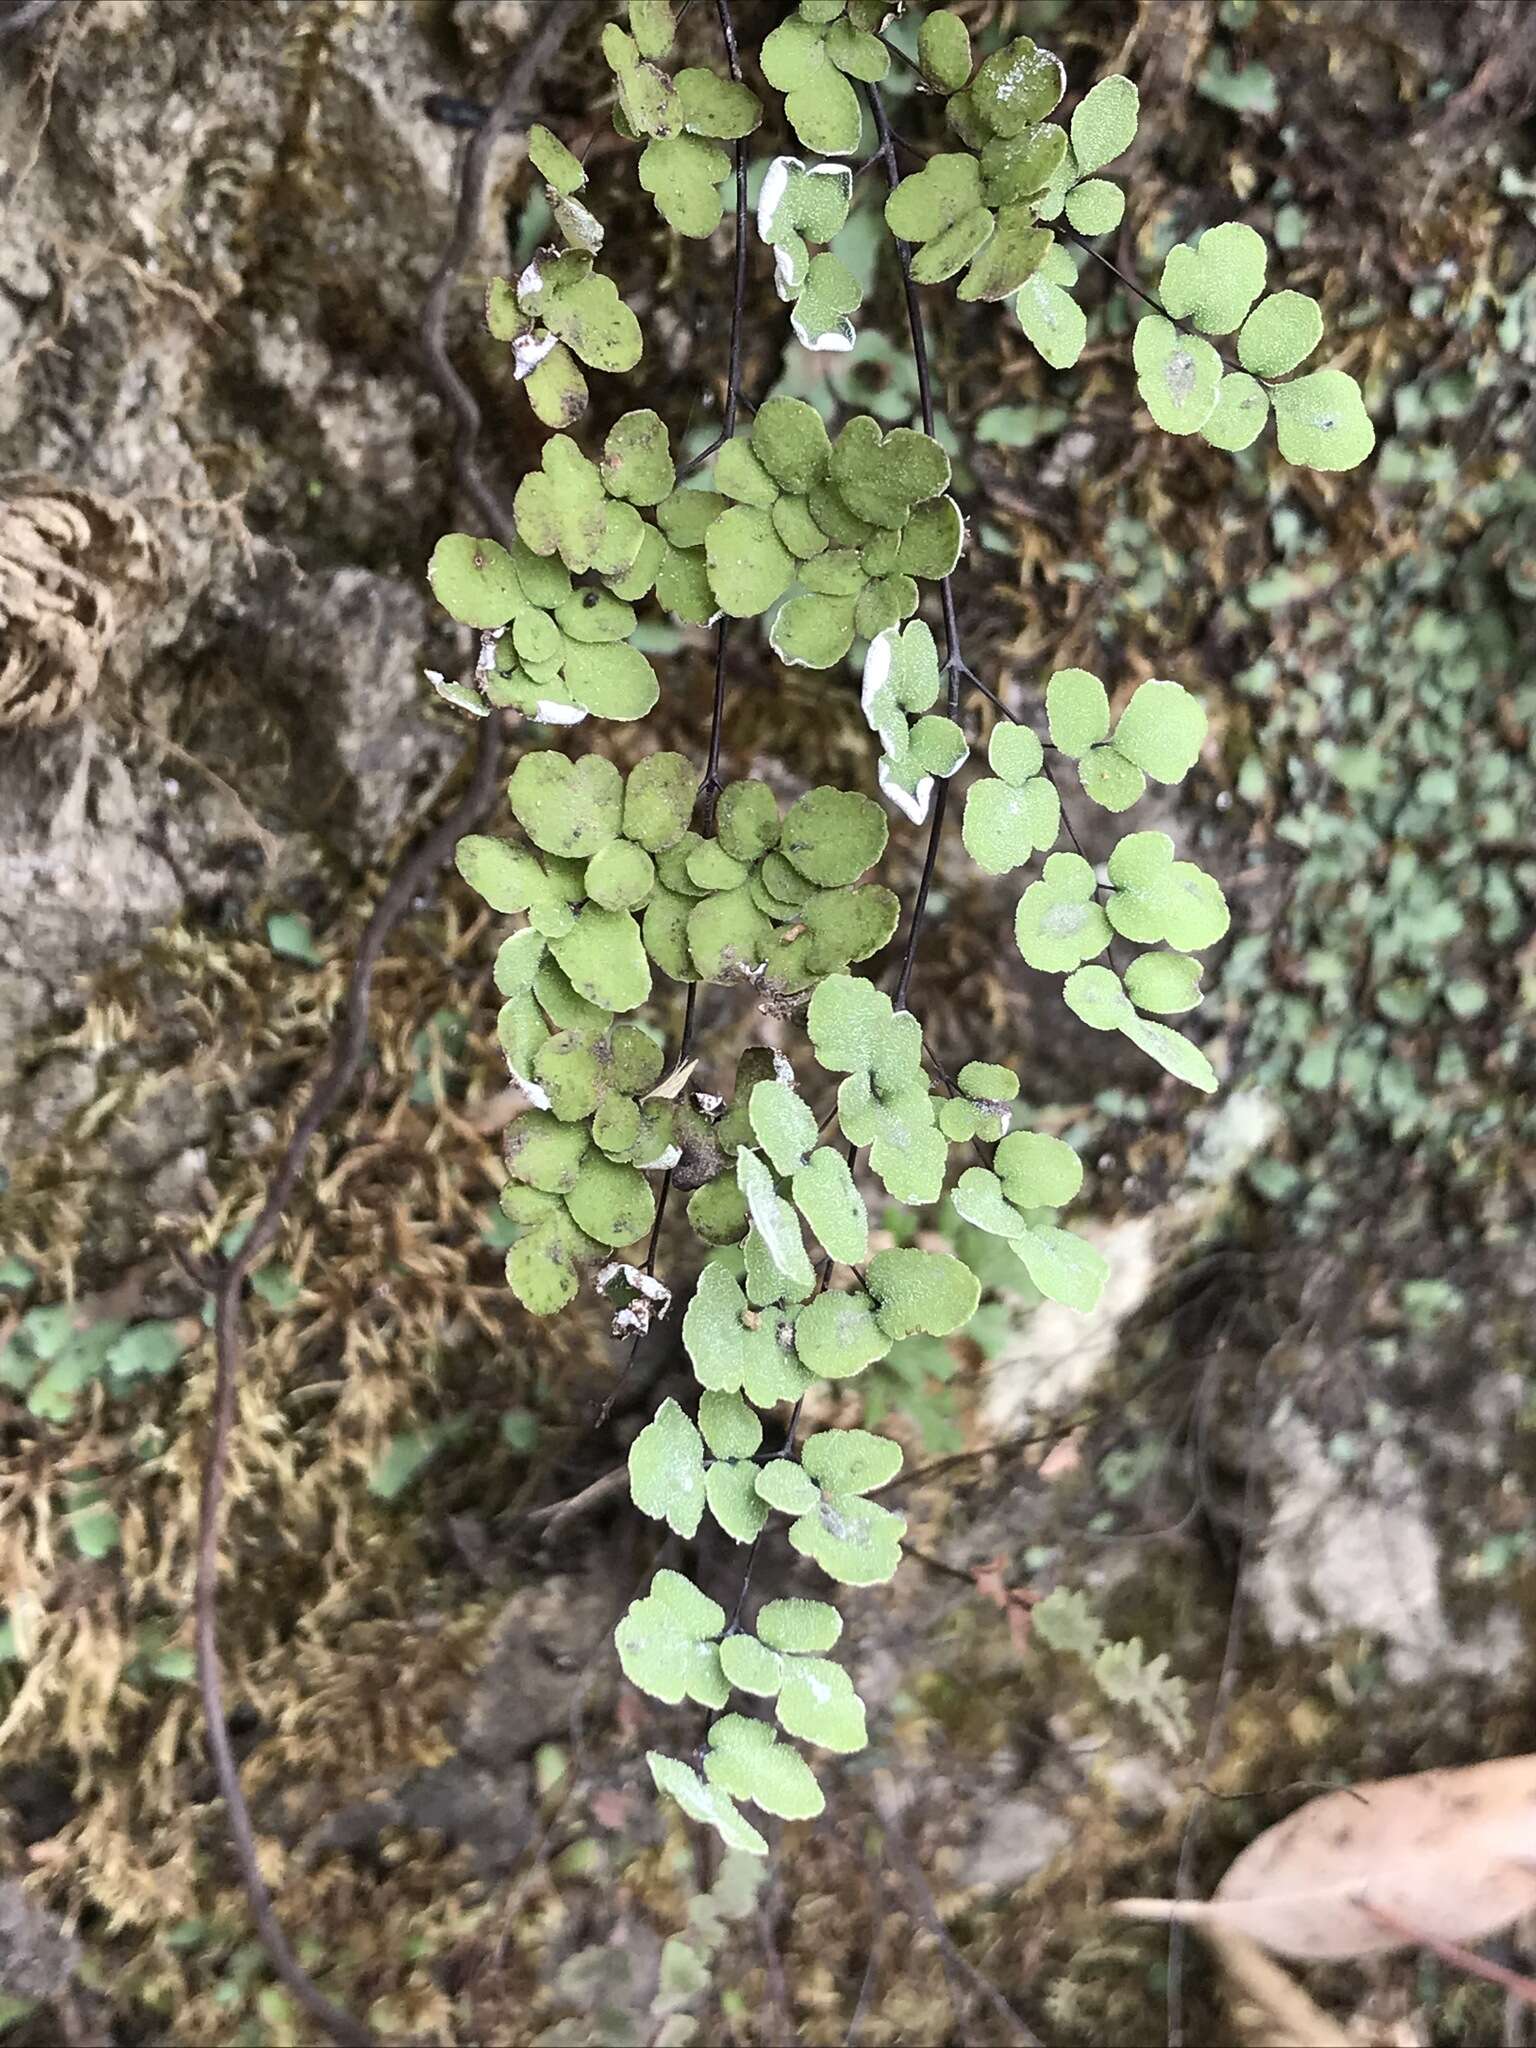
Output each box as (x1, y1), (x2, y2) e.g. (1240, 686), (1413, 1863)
(865, 82), (964, 1015)
(701, 0), (749, 825)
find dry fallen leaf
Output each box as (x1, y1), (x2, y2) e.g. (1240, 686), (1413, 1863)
(1117, 1753), (1536, 1961)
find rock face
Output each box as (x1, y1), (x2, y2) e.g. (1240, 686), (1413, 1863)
(0, 0), (530, 1079)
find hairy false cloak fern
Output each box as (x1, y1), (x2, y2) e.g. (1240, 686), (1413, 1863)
(427, 0), (1374, 1850)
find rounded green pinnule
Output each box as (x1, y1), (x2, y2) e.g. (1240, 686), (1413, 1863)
(1112, 678), (1208, 785)
(511, 608), (561, 667)
(704, 505), (797, 618)
(675, 65), (762, 140)
(1272, 369), (1376, 472)
(601, 408), (676, 506)
(1106, 831), (1229, 950)
(775, 1652), (867, 1752)
(551, 904), (652, 1012)
(698, 1389), (763, 1461)
(528, 123), (585, 197)
(718, 1631), (783, 1697)
(567, 1151), (657, 1249)
(958, 1059), (1019, 1102)
(884, 150), (983, 244)
(686, 1175), (749, 1246)
(643, 884), (696, 981)
(1125, 949), (1204, 1015)
(961, 774), (1060, 877)
(498, 991), (549, 1082)
(1237, 290), (1323, 379)
(988, 721), (1045, 784)
(755, 1457), (821, 1518)
(606, 524), (665, 603)
(1063, 177), (1125, 238)
(1069, 73), (1138, 174)
(916, 9), (971, 92)
(622, 751), (701, 852)
(1132, 315), (1223, 435)
(980, 124), (1068, 206)
(687, 839), (750, 894)
(628, 1396), (704, 1534)
(628, 0), (675, 63)
(958, 209), (1052, 304)
(893, 494), (965, 579)
(714, 436), (781, 510)
(716, 781), (780, 864)
(706, 1462), (772, 1544)
(454, 834), (542, 913)
(1012, 1220), (1110, 1313)
(688, 885), (773, 982)
(950, 1163), (1028, 1238)
(591, 1091), (643, 1157)
(429, 533), (523, 627)
(791, 250), (862, 352)
(1201, 372), (1271, 453)
(555, 589), (637, 647)
(1015, 269), (1086, 369)
(830, 418), (951, 531)
(648, 1751), (765, 1854)
(704, 1715), (825, 1821)
(824, 17), (888, 83)
(865, 1247), (979, 1341)
(640, 131), (733, 236)
(994, 1128), (1083, 1209)
(938, 1096), (981, 1143)
(751, 395), (833, 494)
(657, 487), (730, 548)
(504, 1109), (591, 1194)
(853, 572), (919, 640)
(764, 28), (864, 157)
(533, 1030), (604, 1123)
(1014, 850), (1113, 973)
(771, 492), (830, 560)
(779, 787), (888, 887)
(757, 1598), (842, 1655)
(534, 951), (611, 1032)
(1061, 962), (1133, 1031)
(506, 1213), (598, 1315)
(605, 1019), (665, 1096)
(508, 752), (624, 858)
(1045, 667), (1110, 757)
(747, 1078), (817, 1174)
(793, 1285), (887, 1380)
(655, 829), (707, 898)
(493, 927), (545, 998)
(801, 1427), (902, 1495)
(562, 640), (660, 721)
(1078, 742), (1145, 812)
(585, 837), (656, 913)
(1159, 221), (1268, 336)
(523, 341), (589, 431)
(783, 590), (861, 678)
(972, 34), (1065, 136)
(794, 881), (899, 975)
(790, 1145), (870, 1263)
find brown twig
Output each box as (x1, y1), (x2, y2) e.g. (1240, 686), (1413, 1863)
(190, 12), (576, 2034)
(870, 1794), (1041, 2046)
(195, 717), (501, 2046)
(1354, 1903), (1536, 2010)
